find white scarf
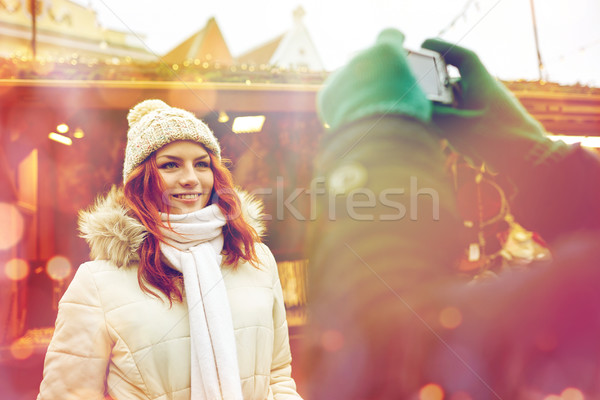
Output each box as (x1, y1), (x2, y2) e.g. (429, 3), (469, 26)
(159, 204), (243, 400)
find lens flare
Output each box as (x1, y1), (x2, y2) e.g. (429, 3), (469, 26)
(4, 258), (30, 281)
(0, 203), (25, 250)
(46, 256), (72, 281)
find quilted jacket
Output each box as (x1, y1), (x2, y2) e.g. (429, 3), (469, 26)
(37, 188), (302, 400)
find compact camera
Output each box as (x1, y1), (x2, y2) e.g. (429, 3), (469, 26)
(406, 48), (454, 105)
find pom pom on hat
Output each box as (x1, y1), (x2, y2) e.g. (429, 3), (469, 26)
(123, 99), (221, 182)
(127, 99), (170, 129)
(317, 28), (431, 132)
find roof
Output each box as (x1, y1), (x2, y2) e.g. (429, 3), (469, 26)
(161, 17), (233, 66)
(237, 34), (285, 66)
(234, 6), (324, 71)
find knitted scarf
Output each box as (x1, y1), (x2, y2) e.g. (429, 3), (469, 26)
(159, 204), (243, 400)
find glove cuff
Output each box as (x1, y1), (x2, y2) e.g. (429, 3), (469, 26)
(525, 137), (571, 167)
(318, 29), (431, 131)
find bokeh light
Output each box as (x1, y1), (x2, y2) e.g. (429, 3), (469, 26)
(56, 123), (69, 133)
(419, 383), (444, 400)
(4, 258), (30, 281)
(10, 338), (34, 360)
(439, 306), (463, 330)
(73, 127), (85, 138)
(321, 329), (344, 352)
(561, 388), (584, 400)
(46, 255), (72, 281)
(0, 203), (25, 250)
(544, 396), (562, 400)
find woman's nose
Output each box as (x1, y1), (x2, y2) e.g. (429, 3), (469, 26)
(179, 164), (199, 186)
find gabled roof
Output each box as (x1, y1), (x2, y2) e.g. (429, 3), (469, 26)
(161, 17), (233, 66)
(235, 7), (324, 71)
(237, 34), (285, 66)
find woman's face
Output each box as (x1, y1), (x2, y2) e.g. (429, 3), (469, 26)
(155, 140), (215, 214)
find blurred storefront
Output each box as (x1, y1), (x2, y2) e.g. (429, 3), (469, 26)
(1, 2), (600, 399)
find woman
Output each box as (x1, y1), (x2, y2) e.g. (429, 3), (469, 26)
(37, 99), (303, 400)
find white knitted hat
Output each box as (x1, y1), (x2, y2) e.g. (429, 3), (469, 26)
(123, 99), (221, 182)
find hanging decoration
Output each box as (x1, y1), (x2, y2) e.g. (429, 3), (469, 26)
(445, 146), (551, 282)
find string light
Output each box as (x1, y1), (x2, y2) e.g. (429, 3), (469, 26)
(48, 132), (72, 146)
(56, 123), (69, 133)
(73, 128), (85, 138)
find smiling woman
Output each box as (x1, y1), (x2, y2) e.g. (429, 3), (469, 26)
(155, 141), (215, 214)
(36, 99), (304, 400)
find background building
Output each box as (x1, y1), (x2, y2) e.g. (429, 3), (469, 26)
(0, 0), (155, 62)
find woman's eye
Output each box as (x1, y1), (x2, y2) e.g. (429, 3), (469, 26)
(160, 162), (178, 169)
(196, 161), (210, 168)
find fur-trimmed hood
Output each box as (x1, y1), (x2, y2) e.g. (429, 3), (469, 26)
(78, 186), (266, 267)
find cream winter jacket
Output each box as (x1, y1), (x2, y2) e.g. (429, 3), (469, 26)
(37, 188), (302, 400)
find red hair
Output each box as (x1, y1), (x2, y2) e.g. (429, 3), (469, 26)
(123, 150), (261, 303)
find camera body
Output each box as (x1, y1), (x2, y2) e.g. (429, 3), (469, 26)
(406, 48), (454, 105)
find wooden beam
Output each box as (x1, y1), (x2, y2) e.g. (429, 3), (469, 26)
(0, 80), (598, 135)
(0, 80), (320, 113)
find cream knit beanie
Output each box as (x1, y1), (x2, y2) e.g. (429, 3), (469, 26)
(123, 99), (221, 182)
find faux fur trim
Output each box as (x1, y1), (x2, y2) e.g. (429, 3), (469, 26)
(237, 189), (266, 238)
(78, 186), (146, 268)
(78, 186), (267, 267)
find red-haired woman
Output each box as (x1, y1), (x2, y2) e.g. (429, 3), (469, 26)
(37, 99), (303, 400)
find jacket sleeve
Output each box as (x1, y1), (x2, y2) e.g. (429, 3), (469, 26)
(301, 116), (467, 399)
(37, 263), (113, 400)
(509, 144), (600, 243)
(261, 245), (303, 399)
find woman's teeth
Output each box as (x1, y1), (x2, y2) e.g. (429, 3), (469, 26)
(174, 194), (199, 199)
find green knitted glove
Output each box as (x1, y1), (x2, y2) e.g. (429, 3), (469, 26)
(318, 28), (431, 131)
(421, 38), (569, 174)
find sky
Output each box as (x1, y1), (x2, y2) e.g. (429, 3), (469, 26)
(79, 0), (599, 86)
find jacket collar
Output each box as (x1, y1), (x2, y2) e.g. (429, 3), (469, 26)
(78, 186), (266, 267)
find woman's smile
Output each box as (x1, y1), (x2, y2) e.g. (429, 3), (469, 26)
(155, 140), (215, 214)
